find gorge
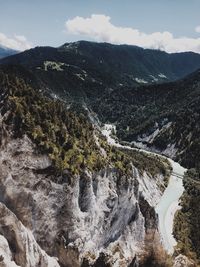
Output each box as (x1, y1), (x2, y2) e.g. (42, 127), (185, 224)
(0, 41), (199, 266)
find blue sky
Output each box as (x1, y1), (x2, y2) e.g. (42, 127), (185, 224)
(0, 0), (200, 52)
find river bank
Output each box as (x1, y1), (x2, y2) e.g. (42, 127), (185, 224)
(101, 124), (187, 254)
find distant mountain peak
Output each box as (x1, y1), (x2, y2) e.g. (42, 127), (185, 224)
(1, 40), (200, 87)
(0, 45), (18, 59)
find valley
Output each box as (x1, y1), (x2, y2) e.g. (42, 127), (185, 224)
(0, 41), (199, 266)
(102, 124), (186, 255)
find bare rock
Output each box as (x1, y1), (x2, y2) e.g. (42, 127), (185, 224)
(0, 134), (164, 266)
(173, 254), (196, 267)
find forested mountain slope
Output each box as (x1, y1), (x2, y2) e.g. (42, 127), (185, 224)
(1, 41), (200, 266)
(0, 65), (172, 267)
(92, 70), (200, 170)
(2, 41), (200, 101)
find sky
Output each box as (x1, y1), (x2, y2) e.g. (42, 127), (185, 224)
(0, 0), (200, 53)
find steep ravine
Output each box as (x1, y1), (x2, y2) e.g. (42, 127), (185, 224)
(0, 45), (198, 267)
(0, 125), (168, 267)
(0, 68), (172, 267)
(101, 124), (187, 256)
(155, 160), (186, 254)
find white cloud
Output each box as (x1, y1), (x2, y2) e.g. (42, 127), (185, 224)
(0, 32), (32, 51)
(195, 25), (200, 33)
(65, 14), (200, 54)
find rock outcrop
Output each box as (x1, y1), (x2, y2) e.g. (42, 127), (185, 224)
(0, 131), (164, 266)
(0, 203), (60, 267)
(173, 255), (196, 267)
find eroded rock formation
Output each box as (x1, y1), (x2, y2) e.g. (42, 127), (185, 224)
(0, 131), (164, 266)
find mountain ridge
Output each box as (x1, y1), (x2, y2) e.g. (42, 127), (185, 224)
(1, 41), (200, 170)
(2, 40), (200, 87)
(0, 64), (172, 267)
(0, 45), (18, 59)
(0, 40), (200, 265)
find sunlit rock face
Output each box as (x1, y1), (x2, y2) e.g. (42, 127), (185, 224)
(173, 255), (196, 267)
(0, 132), (163, 267)
(0, 203), (60, 267)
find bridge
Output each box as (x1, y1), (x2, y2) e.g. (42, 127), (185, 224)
(171, 171), (183, 180)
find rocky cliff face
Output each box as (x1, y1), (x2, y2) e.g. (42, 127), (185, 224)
(0, 128), (165, 267)
(0, 67), (170, 266)
(0, 203), (60, 267)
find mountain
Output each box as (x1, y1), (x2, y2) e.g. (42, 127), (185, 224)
(0, 64), (172, 267)
(1, 41), (200, 266)
(1, 41), (200, 170)
(93, 67), (200, 265)
(91, 69), (200, 170)
(1, 41), (200, 101)
(0, 45), (18, 59)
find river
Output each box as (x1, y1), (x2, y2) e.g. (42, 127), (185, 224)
(102, 124), (187, 254)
